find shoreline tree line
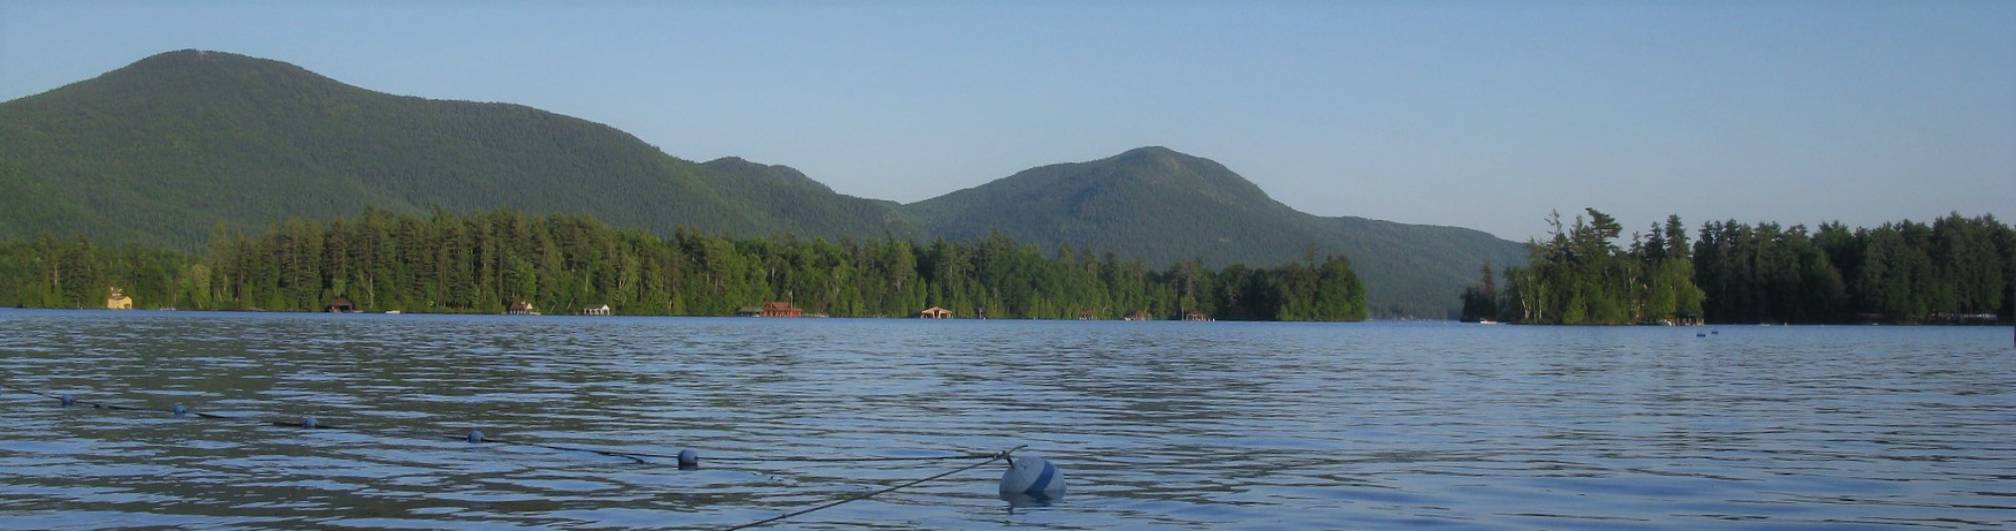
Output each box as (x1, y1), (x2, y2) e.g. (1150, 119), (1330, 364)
(1462, 209), (2014, 324)
(0, 208), (1368, 321)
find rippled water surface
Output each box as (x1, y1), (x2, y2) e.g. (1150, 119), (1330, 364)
(1, 309), (2012, 529)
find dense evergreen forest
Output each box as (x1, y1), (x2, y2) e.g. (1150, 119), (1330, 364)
(0, 209), (1368, 321)
(1463, 209), (2015, 324)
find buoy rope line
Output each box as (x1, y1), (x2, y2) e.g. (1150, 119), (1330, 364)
(0, 380), (1005, 468)
(725, 444), (1026, 530)
(710, 453), (1005, 463)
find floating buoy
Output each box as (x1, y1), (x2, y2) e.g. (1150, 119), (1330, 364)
(1696, 332), (1707, 338)
(999, 454), (1064, 499)
(677, 448), (700, 469)
(467, 430), (485, 444)
(302, 416), (318, 429)
(171, 403), (189, 417)
(60, 393), (75, 407)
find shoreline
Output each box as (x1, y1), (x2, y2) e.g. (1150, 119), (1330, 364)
(8, 306), (2011, 326)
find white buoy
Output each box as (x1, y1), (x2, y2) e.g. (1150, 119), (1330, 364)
(999, 454), (1064, 498)
(677, 448), (699, 469)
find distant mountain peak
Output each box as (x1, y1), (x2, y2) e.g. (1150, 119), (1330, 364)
(122, 49), (309, 74)
(1110, 145), (1190, 167)
(1102, 147), (1175, 175)
(1119, 145), (1179, 156)
(905, 144), (1528, 316)
(140, 49), (247, 62)
(0, 48), (905, 250)
(83, 48), (345, 101)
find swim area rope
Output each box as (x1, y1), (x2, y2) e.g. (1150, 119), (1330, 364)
(0, 379), (1043, 529)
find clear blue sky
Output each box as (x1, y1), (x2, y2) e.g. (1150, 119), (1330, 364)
(3, 1), (2011, 241)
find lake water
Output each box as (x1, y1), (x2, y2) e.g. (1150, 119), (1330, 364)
(0, 309), (2011, 529)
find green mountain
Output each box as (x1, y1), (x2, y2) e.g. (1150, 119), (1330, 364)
(699, 156), (915, 240)
(0, 50), (1524, 316)
(0, 50), (907, 249)
(904, 147), (1528, 316)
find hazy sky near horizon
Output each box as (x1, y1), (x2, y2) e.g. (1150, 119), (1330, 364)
(3, 1), (2011, 241)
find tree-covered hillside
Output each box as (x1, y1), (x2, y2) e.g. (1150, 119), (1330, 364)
(0, 50), (1525, 317)
(904, 147), (1528, 317)
(699, 157), (916, 241)
(0, 50), (907, 249)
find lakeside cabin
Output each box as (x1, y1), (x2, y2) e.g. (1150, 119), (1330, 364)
(1183, 310), (1211, 322)
(105, 288), (133, 310)
(325, 295), (357, 313)
(1078, 309), (1098, 320)
(582, 304), (612, 316)
(1122, 309), (1151, 321)
(507, 300), (540, 316)
(737, 302), (804, 317)
(918, 306), (952, 319)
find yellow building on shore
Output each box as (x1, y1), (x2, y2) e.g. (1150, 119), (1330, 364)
(106, 288), (133, 310)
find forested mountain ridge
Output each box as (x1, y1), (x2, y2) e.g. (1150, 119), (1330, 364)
(0, 50), (1524, 317)
(904, 147), (1529, 316)
(698, 157), (917, 240)
(0, 49), (908, 249)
